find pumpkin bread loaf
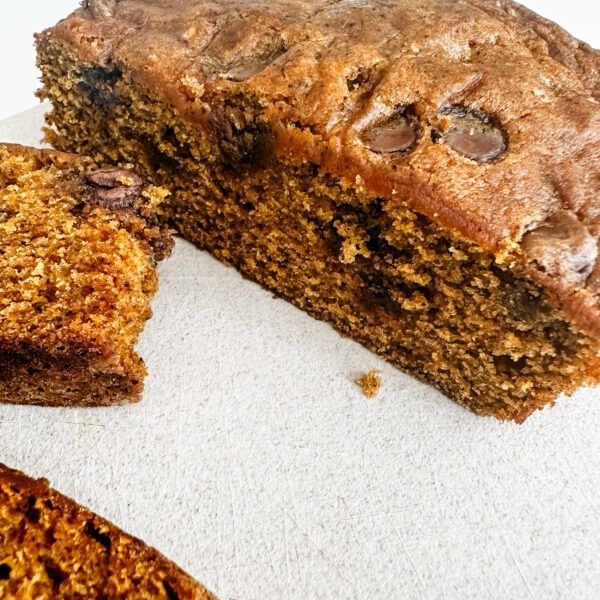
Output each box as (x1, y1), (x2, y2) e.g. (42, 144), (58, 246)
(36, 0), (600, 421)
(0, 463), (216, 599)
(0, 143), (173, 407)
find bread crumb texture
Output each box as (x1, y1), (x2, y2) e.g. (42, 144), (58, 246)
(358, 370), (382, 399)
(0, 463), (215, 599)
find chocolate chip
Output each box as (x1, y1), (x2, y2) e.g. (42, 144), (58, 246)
(522, 211), (598, 285)
(225, 60), (271, 82)
(210, 102), (273, 168)
(85, 520), (112, 552)
(82, 0), (117, 18)
(361, 109), (420, 154)
(91, 186), (144, 210)
(0, 564), (11, 580)
(439, 106), (506, 162)
(78, 66), (123, 110)
(86, 168), (144, 210)
(224, 50), (286, 82)
(86, 168), (142, 189)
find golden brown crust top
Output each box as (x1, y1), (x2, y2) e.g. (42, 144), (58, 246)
(43, 0), (600, 335)
(0, 463), (216, 599)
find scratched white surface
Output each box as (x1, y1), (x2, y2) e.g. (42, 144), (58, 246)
(2, 105), (600, 600)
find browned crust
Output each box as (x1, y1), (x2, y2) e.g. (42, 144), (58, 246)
(35, 30), (600, 420)
(38, 0), (600, 339)
(0, 463), (217, 599)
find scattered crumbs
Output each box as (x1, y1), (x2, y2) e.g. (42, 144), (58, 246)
(357, 370), (382, 398)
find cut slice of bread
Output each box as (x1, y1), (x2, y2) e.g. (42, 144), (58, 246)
(0, 463), (216, 599)
(0, 143), (173, 407)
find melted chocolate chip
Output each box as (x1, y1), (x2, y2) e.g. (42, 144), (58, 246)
(439, 107), (506, 162)
(86, 168), (142, 189)
(225, 49), (287, 82)
(78, 66), (123, 110)
(210, 101), (273, 168)
(225, 59), (272, 82)
(522, 211), (598, 285)
(85, 168), (144, 210)
(92, 186), (144, 210)
(361, 109), (420, 154)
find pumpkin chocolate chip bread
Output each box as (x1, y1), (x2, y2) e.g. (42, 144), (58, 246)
(37, 0), (600, 421)
(0, 143), (173, 407)
(0, 463), (216, 599)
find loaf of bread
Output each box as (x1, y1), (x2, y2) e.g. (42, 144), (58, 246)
(0, 143), (172, 406)
(0, 463), (216, 599)
(37, 0), (600, 421)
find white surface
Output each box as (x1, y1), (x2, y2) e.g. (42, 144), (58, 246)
(1, 3), (600, 600)
(0, 1), (80, 121)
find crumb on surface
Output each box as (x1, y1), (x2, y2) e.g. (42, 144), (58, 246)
(357, 370), (382, 398)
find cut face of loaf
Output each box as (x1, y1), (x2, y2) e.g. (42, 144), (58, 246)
(36, 0), (600, 421)
(0, 463), (216, 599)
(0, 144), (173, 406)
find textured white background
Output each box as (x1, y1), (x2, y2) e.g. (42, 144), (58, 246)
(1, 2), (600, 599)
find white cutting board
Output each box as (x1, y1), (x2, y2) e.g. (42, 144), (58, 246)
(1, 104), (600, 600)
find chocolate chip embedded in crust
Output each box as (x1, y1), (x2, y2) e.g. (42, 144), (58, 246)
(86, 168), (142, 189)
(361, 110), (420, 154)
(225, 59), (273, 82)
(224, 49), (286, 82)
(439, 107), (506, 162)
(82, 0), (117, 19)
(522, 211), (598, 285)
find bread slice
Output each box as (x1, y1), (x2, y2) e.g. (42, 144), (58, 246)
(0, 463), (216, 599)
(0, 143), (173, 406)
(36, 0), (600, 420)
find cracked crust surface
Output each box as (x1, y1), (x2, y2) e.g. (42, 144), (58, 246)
(0, 463), (215, 599)
(0, 143), (173, 406)
(42, 0), (600, 336)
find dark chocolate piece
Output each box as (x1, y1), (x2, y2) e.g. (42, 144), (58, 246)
(522, 211), (597, 284)
(361, 111), (419, 154)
